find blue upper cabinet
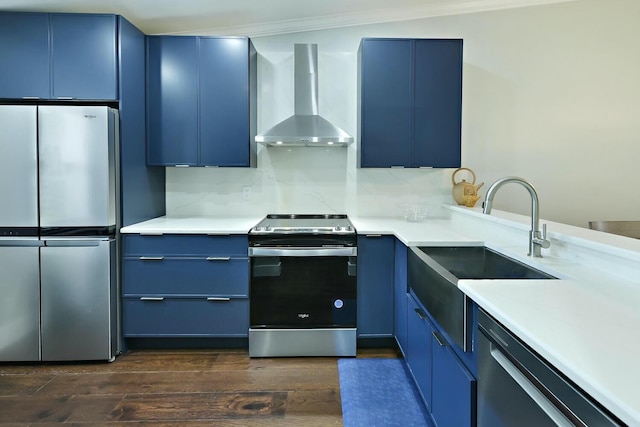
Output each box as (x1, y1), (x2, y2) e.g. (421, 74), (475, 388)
(0, 13), (50, 99)
(146, 36), (257, 167)
(358, 38), (463, 168)
(50, 14), (118, 100)
(0, 13), (118, 100)
(146, 36), (199, 166)
(358, 39), (413, 167)
(413, 39), (463, 168)
(199, 37), (255, 166)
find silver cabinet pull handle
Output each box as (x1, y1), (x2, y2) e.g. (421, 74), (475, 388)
(140, 297), (164, 301)
(206, 257), (231, 261)
(432, 330), (449, 347)
(207, 297), (231, 302)
(414, 308), (427, 320)
(249, 247), (357, 257)
(139, 256), (164, 261)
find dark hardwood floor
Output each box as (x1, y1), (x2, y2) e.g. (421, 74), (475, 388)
(0, 347), (399, 426)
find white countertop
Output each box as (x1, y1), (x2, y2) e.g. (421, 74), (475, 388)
(121, 208), (640, 425)
(120, 215), (264, 234)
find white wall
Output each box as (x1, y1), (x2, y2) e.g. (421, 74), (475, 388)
(167, 0), (640, 227)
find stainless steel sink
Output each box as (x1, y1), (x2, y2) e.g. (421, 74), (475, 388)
(407, 245), (557, 352)
(417, 246), (557, 280)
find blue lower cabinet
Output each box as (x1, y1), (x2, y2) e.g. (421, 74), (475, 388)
(121, 234), (250, 339)
(406, 293), (433, 408)
(123, 233), (248, 257)
(394, 238), (409, 353)
(357, 235), (395, 337)
(122, 257), (249, 296)
(406, 291), (477, 425)
(123, 297), (248, 337)
(431, 331), (476, 427)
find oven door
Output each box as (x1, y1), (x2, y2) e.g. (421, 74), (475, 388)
(248, 246), (357, 357)
(249, 246), (357, 328)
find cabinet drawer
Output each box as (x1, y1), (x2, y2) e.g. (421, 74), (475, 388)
(123, 234), (248, 256)
(122, 256), (248, 296)
(123, 297), (249, 337)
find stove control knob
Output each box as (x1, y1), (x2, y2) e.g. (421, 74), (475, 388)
(344, 225), (352, 232)
(264, 225), (271, 232)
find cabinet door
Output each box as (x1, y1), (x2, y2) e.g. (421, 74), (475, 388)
(413, 39), (463, 168)
(0, 13), (50, 99)
(359, 39), (413, 167)
(146, 36), (198, 166)
(199, 37), (251, 166)
(394, 238), (408, 354)
(431, 330), (476, 427)
(406, 294), (432, 408)
(50, 14), (117, 100)
(356, 235), (395, 337)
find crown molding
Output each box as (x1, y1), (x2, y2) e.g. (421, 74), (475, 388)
(160, 0), (576, 37)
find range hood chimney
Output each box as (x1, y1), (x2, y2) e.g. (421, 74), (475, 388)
(255, 44), (353, 147)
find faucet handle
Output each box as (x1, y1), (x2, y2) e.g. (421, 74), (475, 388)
(536, 224), (551, 249)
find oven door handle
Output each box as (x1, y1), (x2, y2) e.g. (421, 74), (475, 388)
(249, 247), (357, 257)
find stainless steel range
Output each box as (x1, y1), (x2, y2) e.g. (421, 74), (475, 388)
(248, 214), (357, 357)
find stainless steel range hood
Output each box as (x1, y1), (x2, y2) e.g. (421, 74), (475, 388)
(255, 44), (353, 147)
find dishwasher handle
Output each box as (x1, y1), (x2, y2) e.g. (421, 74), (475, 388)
(490, 345), (574, 427)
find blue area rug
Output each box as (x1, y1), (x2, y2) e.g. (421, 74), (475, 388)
(338, 358), (433, 427)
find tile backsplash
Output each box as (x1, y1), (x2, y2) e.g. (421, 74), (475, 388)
(166, 145), (455, 219)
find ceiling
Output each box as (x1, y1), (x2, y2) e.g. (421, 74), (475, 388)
(0, 0), (573, 37)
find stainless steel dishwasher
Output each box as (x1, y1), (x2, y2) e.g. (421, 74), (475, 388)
(477, 309), (622, 426)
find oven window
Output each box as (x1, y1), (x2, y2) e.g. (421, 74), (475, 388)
(250, 256), (356, 328)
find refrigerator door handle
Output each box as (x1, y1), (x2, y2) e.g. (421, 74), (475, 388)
(0, 240), (44, 247)
(44, 240), (104, 247)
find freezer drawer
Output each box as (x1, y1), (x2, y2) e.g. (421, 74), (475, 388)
(0, 243), (41, 361)
(40, 238), (117, 361)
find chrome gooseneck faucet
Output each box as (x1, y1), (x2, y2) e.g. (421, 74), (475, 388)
(482, 176), (551, 257)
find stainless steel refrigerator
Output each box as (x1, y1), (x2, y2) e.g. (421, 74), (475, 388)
(0, 105), (119, 362)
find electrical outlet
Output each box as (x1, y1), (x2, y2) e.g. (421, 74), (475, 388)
(242, 186), (251, 200)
